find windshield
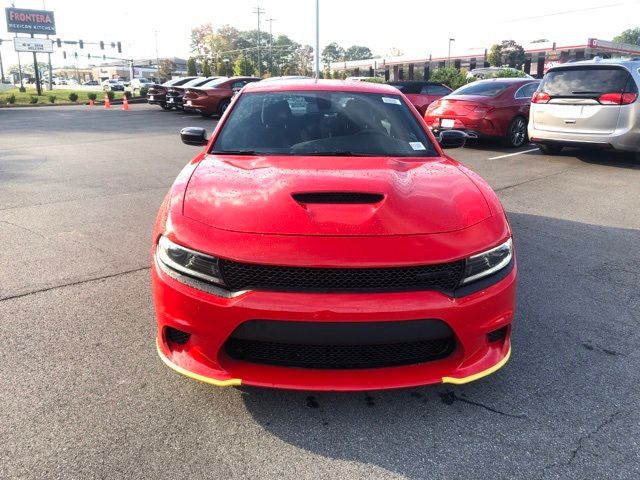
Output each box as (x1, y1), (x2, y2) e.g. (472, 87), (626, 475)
(452, 81), (510, 96)
(212, 91), (437, 157)
(202, 77), (229, 88)
(541, 67), (635, 97)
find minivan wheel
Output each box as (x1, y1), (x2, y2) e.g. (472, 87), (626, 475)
(505, 117), (528, 148)
(537, 144), (563, 155)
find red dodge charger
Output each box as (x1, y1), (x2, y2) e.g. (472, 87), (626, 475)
(152, 80), (516, 391)
(183, 76), (260, 117)
(425, 78), (540, 147)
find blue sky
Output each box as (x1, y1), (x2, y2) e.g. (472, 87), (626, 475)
(1, 0), (638, 68)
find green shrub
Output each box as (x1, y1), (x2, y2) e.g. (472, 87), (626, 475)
(483, 68), (527, 79)
(29, 95), (39, 104)
(140, 87), (149, 97)
(19, 86), (26, 93)
(429, 67), (472, 90)
(7, 94), (16, 104)
(48, 95), (56, 103)
(123, 90), (132, 100)
(68, 92), (79, 102)
(364, 77), (384, 83)
(0, 97), (5, 105)
(87, 92), (97, 101)
(107, 91), (115, 101)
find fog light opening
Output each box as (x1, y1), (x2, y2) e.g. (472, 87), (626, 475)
(487, 325), (508, 343)
(165, 326), (191, 345)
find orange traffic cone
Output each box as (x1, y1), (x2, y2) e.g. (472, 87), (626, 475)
(122, 95), (130, 111)
(104, 93), (111, 109)
(89, 99), (94, 108)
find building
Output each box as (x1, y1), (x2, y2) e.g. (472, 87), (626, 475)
(91, 57), (187, 82)
(330, 38), (640, 81)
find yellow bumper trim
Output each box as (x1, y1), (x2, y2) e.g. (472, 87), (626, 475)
(156, 339), (242, 387)
(442, 346), (511, 385)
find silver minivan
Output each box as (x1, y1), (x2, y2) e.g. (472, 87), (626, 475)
(528, 59), (640, 158)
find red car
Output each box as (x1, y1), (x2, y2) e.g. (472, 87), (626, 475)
(388, 81), (452, 115)
(183, 76), (260, 117)
(425, 78), (541, 147)
(147, 77), (197, 110)
(152, 80), (516, 391)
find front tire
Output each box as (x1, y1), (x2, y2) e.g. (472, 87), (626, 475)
(504, 116), (528, 148)
(537, 144), (563, 155)
(200, 111), (214, 118)
(160, 104), (173, 111)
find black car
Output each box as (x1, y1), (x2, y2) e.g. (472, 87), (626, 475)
(165, 77), (220, 111)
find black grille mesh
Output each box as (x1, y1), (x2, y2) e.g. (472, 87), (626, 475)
(224, 337), (454, 369)
(292, 192), (384, 204)
(219, 259), (465, 293)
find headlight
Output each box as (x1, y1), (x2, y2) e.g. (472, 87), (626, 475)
(157, 236), (225, 286)
(460, 238), (513, 285)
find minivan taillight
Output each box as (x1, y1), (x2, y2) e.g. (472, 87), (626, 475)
(598, 92), (638, 105)
(531, 91), (550, 104)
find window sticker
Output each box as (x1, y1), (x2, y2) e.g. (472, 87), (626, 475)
(409, 142), (426, 151)
(382, 97), (401, 105)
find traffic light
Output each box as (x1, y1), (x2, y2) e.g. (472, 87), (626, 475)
(88, 54), (91, 59)
(56, 38), (61, 48)
(79, 40), (84, 49)
(100, 41), (104, 50)
(117, 42), (122, 53)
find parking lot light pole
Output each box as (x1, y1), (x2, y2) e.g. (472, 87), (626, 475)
(448, 38), (455, 67)
(315, 0), (320, 79)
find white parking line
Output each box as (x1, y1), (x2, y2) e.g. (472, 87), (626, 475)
(488, 148), (539, 160)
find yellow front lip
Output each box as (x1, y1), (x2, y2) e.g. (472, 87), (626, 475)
(156, 339), (242, 387)
(441, 346), (511, 385)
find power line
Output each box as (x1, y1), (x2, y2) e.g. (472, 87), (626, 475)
(501, 2), (635, 22)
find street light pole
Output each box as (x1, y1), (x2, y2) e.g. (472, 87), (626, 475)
(154, 30), (160, 82)
(448, 38), (455, 67)
(315, 0), (320, 79)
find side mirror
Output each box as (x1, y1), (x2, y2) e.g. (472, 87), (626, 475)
(180, 127), (208, 147)
(438, 130), (467, 149)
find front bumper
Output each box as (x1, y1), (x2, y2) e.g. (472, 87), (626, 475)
(153, 255), (516, 391)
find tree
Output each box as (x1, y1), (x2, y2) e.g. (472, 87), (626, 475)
(187, 57), (197, 76)
(158, 59), (176, 81)
(202, 59), (211, 77)
(321, 42), (344, 69)
(386, 47), (403, 57)
(484, 69), (527, 78)
(190, 23), (214, 61)
(613, 27), (640, 45)
(233, 56), (256, 76)
(344, 45), (373, 61)
(488, 40), (525, 68)
(429, 67), (471, 90)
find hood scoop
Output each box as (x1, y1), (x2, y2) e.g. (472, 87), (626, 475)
(292, 192), (384, 205)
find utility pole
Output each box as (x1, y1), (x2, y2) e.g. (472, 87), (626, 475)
(154, 30), (160, 82)
(267, 18), (276, 76)
(43, 0), (52, 90)
(0, 40), (5, 83)
(314, 0), (320, 79)
(252, 6), (265, 77)
(31, 34), (42, 96)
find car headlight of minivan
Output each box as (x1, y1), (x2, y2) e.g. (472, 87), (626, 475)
(157, 236), (225, 286)
(461, 238), (513, 285)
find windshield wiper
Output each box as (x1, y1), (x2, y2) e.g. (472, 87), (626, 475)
(213, 150), (257, 155)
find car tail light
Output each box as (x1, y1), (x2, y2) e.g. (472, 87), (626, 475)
(598, 92), (638, 105)
(531, 91), (550, 104)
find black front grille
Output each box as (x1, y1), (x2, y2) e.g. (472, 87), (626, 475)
(219, 259), (465, 293)
(223, 319), (455, 369)
(225, 337), (454, 369)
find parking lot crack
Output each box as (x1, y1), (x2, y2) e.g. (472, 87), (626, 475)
(495, 167), (579, 193)
(439, 391), (526, 418)
(0, 220), (48, 240)
(0, 266), (151, 303)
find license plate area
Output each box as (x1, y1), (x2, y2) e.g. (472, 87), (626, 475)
(440, 118), (455, 128)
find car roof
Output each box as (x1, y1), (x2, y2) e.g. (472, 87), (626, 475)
(548, 58), (640, 70)
(243, 79), (402, 95)
(469, 77), (539, 84)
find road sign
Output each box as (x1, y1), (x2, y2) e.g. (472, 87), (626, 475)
(13, 37), (54, 54)
(5, 8), (56, 35)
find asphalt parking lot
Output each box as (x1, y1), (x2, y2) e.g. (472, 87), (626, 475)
(1, 104), (639, 480)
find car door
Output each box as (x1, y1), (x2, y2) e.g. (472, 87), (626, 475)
(531, 66), (634, 135)
(514, 82), (540, 118)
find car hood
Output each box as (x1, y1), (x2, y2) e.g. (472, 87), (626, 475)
(183, 155), (491, 236)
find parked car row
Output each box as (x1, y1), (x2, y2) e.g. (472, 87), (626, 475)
(147, 76), (260, 116)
